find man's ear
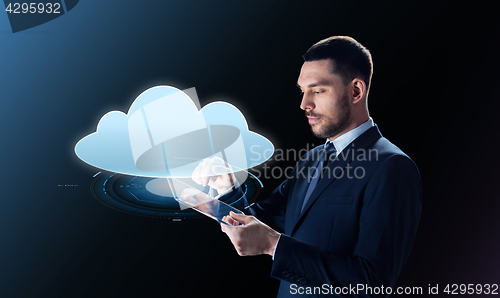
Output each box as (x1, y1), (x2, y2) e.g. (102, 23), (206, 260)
(351, 78), (366, 104)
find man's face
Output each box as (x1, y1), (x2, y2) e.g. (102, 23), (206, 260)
(297, 59), (351, 140)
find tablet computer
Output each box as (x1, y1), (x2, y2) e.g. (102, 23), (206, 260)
(168, 178), (245, 226)
(176, 195), (245, 226)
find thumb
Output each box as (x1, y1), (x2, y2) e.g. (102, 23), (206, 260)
(229, 211), (251, 224)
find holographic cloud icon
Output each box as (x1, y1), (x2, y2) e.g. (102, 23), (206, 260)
(74, 86), (274, 178)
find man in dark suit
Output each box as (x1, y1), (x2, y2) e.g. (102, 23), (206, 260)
(193, 36), (422, 297)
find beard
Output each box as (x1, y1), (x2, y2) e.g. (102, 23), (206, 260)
(307, 91), (351, 139)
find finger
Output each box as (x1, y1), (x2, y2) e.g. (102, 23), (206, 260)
(209, 156), (225, 166)
(202, 172), (218, 187)
(194, 191), (212, 204)
(229, 211), (252, 224)
(202, 176), (210, 187)
(200, 170), (210, 187)
(201, 158), (212, 176)
(182, 196), (196, 205)
(207, 157), (233, 173)
(178, 194), (195, 205)
(207, 176), (218, 189)
(211, 164), (232, 176)
(212, 165), (236, 188)
(220, 220), (233, 232)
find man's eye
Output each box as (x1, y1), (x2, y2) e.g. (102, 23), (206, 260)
(313, 90), (324, 94)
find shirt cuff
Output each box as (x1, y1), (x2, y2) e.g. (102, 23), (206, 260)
(272, 233), (282, 260)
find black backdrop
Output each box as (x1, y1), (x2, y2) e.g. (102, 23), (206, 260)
(1, 1), (499, 297)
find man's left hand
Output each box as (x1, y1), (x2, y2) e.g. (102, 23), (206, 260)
(221, 211), (281, 256)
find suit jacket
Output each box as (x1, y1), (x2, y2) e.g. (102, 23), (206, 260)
(222, 125), (422, 297)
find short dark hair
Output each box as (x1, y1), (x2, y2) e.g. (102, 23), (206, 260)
(303, 36), (373, 92)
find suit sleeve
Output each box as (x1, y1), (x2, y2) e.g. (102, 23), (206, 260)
(270, 154), (422, 295)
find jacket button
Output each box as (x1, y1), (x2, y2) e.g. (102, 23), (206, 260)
(293, 275), (301, 282)
(298, 277), (307, 284)
(282, 271), (290, 278)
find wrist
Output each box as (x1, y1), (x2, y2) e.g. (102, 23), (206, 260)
(217, 186), (230, 194)
(266, 230), (281, 256)
(215, 185), (235, 198)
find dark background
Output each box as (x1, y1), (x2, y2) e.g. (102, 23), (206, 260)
(1, 1), (499, 297)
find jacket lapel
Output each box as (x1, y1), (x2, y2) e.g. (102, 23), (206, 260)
(290, 125), (383, 235)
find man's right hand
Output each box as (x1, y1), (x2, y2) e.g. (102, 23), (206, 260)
(191, 157), (236, 195)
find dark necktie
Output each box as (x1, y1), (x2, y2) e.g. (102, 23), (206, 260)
(301, 142), (337, 213)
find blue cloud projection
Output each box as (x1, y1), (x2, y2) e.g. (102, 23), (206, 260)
(74, 86), (274, 178)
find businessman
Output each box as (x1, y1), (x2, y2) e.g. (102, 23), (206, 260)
(192, 36), (422, 297)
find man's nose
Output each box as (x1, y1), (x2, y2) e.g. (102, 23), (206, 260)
(300, 93), (315, 111)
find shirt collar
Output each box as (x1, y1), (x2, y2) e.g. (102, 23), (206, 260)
(325, 118), (375, 154)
